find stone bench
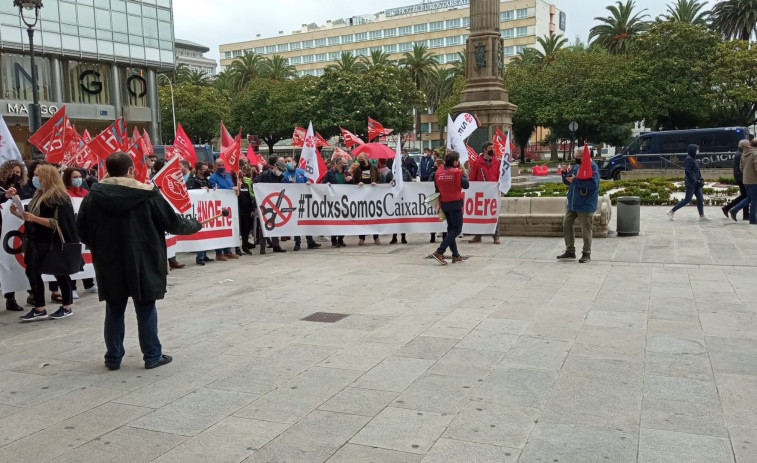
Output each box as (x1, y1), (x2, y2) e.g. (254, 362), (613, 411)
(498, 194), (613, 238)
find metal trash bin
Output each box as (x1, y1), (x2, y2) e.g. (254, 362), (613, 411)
(617, 196), (641, 236)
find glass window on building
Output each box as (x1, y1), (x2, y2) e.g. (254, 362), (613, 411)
(501, 10), (514, 21)
(255, 46), (265, 54)
(0, 54), (52, 100)
(328, 36), (339, 45)
(124, 68), (147, 107)
(369, 30), (382, 40)
(399, 42), (413, 52)
(413, 23), (427, 34)
(446, 36), (462, 46)
(354, 48), (368, 56)
(265, 45), (276, 53)
(516, 26), (528, 37)
(398, 26), (411, 36)
(316, 53), (327, 62)
(429, 38), (444, 49)
(355, 32), (368, 42)
(446, 18), (460, 29)
(232, 50), (242, 57)
(302, 40), (314, 49)
(516, 44), (527, 53)
(430, 21), (444, 32)
(501, 28), (514, 38)
(58, 1), (77, 24)
(517, 8), (529, 19)
(315, 69), (325, 76)
(278, 43), (289, 52)
(384, 27), (397, 38)
(463, 17), (470, 28)
(446, 53), (459, 62)
(290, 56), (302, 64)
(303, 54), (314, 63)
(328, 51), (340, 60)
(315, 38), (327, 47)
(504, 46), (515, 56)
(66, 61), (110, 105)
(290, 42), (301, 50)
(414, 40), (428, 48)
(341, 34), (353, 44)
(383, 44), (397, 53)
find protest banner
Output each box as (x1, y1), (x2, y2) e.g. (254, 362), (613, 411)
(252, 182), (500, 237)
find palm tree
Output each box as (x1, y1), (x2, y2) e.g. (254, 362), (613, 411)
(710, 0), (757, 40)
(662, 0), (710, 25)
(260, 55), (296, 80)
(184, 69), (211, 86)
(228, 52), (264, 90)
(213, 70), (234, 94)
(424, 67), (456, 112)
(325, 52), (366, 73)
(589, 0), (650, 54)
(399, 45), (438, 146)
(450, 52), (466, 78)
(533, 34), (568, 64)
(360, 49), (394, 69)
(509, 47), (541, 65)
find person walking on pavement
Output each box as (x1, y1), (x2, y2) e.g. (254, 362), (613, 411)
(468, 141), (501, 245)
(76, 152), (202, 370)
(557, 147), (600, 263)
(738, 138), (757, 224)
(667, 144), (711, 222)
(722, 140), (751, 221)
(431, 151), (469, 265)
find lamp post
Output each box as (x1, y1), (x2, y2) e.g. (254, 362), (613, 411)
(157, 73), (176, 140)
(14, 0), (43, 157)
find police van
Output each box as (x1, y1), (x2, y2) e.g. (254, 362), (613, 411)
(599, 128), (750, 180)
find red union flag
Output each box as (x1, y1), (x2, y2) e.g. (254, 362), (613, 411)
(220, 121), (234, 151)
(169, 123), (197, 164)
(292, 126), (307, 147)
(62, 122), (82, 165)
(152, 155), (191, 213)
(466, 144), (479, 164)
(331, 146), (353, 162)
(315, 132), (330, 147)
(221, 134), (241, 173)
(82, 129), (91, 143)
(127, 137), (149, 184)
(89, 118), (128, 161)
(368, 117), (392, 141)
(28, 105), (66, 156)
(141, 129), (154, 156)
(493, 127), (514, 161)
(339, 127), (365, 148)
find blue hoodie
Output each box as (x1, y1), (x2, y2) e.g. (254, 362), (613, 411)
(683, 144), (702, 186)
(564, 159), (600, 212)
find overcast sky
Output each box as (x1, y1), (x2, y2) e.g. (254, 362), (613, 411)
(174, 0), (713, 64)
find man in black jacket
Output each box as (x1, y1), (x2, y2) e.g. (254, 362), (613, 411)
(254, 160), (287, 253)
(722, 139), (751, 220)
(76, 152), (202, 371)
(402, 149), (418, 179)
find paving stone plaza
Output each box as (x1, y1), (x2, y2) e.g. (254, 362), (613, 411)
(1, 206), (756, 462)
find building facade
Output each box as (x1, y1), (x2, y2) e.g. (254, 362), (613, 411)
(0, 0), (175, 157)
(175, 38), (216, 76)
(219, 0), (565, 77)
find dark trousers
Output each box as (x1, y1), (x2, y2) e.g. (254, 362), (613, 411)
(26, 261), (72, 308)
(747, 184), (757, 224)
(671, 183), (704, 215)
(359, 235), (379, 240)
(240, 213), (253, 249)
(437, 204), (463, 258)
(724, 182), (750, 219)
(331, 236), (345, 245)
(104, 298), (161, 368)
(294, 236), (315, 245)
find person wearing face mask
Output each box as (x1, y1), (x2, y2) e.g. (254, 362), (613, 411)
(468, 141), (502, 245)
(322, 157), (353, 247)
(557, 146), (600, 263)
(351, 154), (381, 245)
(255, 160), (288, 253)
(0, 160), (27, 311)
(401, 149), (418, 180)
(431, 151), (469, 265)
(420, 148), (435, 182)
(59, 167), (98, 296)
(667, 144), (711, 222)
(208, 158), (239, 261)
(281, 156), (321, 251)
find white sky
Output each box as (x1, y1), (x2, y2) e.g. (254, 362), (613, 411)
(173, 0), (713, 64)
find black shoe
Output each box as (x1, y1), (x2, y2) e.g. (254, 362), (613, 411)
(235, 247), (243, 256)
(579, 253), (591, 263)
(338, 242), (347, 247)
(722, 207), (729, 218)
(730, 210), (738, 222)
(430, 236), (436, 243)
(332, 243), (340, 248)
(145, 354), (172, 369)
(307, 242), (321, 249)
(19, 308), (48, 322)
(104, 361), (120, 371)
(401, 235), (408, 244)
(293, 243), (301, 251)
(6, 299), (23, 311)
(557, 251), (576, 260)
(49, 306), (73, 320)
(203, 256), (214, 262)
(273, 247), (286, 253)
(390, 236), (398, 244)
(242, 247), (253, 255)
(196, 260), (205, 266)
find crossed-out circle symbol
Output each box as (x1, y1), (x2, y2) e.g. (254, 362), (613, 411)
(261, 192), (294, 230)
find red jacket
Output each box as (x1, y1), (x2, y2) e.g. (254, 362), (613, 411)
(67, 186), (89, 198)
(435, 167), (466, 203)
(469, 155), (499, 182)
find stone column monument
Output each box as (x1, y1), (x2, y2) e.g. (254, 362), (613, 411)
(453, 0), (517, 151)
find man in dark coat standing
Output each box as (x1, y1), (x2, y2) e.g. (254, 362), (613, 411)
(76, 152), (202, 371)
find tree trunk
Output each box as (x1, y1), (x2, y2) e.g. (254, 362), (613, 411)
(520, 146), (525, 164)
(550, 140), (559, 161)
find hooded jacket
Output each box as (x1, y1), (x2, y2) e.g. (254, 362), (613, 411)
(564, 159), (600, 212)
(741, 146), (757, 185)
(683, 144), (702, 186)
(76, 177), (201, 302)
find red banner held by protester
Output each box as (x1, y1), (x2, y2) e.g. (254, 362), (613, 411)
(339, 127), (365, 148)
(220, 121), (234, 151)
(493, 127), (513, 161)
(152, 155), (192, 213)
(577, 142), (594, 180)
(28, 106), (67, 157)
(88, 118), (128, 161)
(168, 123), (197, 164)
(221, 133), (241, 173)
(141, 129), (154, 156)
(292, 126), (306, 147)
(368, 117), (392, 141)
(315, 132), (330, 147)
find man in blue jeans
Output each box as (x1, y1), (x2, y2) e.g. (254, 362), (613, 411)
(209, 157), (239, 260)
(77, 152), (202, 370)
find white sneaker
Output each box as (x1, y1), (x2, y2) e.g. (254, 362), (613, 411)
(71, 290), (79, 299)
(666, 211), (674, 221)
(699, 216), (711, 222)
(85, 285), (98, 293)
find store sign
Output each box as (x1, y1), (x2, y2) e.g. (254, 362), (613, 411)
(6, 103), (60, 115)
(386, 0), (469, 17)
(77, 71), (147, 98)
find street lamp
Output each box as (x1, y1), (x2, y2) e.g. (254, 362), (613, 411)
(14, 0), (43, 151)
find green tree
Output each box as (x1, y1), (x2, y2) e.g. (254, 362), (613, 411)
(229, 78), (307, 155)
(360, 49), (394, 69)
(326, 52), (366, 73)
(533, 34), (568, 64)
(709, 0), (757, 40)
(183, 69), (211, 86)
(589, 0), (650, 54)
(158, 82), (229, 144)
(708, 40), (757, 126)
(213, 70), (235, 94)
(662, 0), (710, 25)
(400, 44), (439, 143)
(511, 113), (536, 163)
(228, 52), (264, 91)
(260, 55), (296, 80)
(424, 67), (457, 113)
(450, 52), (466, 78)
(436, 76), (466, 128)
(509, 47), (541, 65)
(302, 66), (422, 141)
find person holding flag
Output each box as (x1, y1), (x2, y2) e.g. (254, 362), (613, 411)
(282, 155), (321, 251)
(557, 143), (600, 264)
(468, 140), (502, 245)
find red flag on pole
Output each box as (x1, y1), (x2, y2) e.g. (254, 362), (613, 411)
(331, 146), (353, 162)
(167, 123), (197, 164)
(314, 132), (330, 147)
(28, 106), (66, 156)
(141, 129), (154, 156)
(152, 155), (192, 213)
(339, 127), (365, 148)
(220, 121), (234, 151)
(465, 144), (479, 164)
(493, 128), (513, 161)
(82, 129), (91, 143)
(577, 142), (594, 180)
(126, 137), (149, 184)
(368, 117), (392, 141)
(292, 126), (307, 147)
(220, 134), (241, 173)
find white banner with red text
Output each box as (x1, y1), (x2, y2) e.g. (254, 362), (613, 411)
(0, 198), (95, 295)
(252, 182), (500, 237)
(166, 189), (240, 254)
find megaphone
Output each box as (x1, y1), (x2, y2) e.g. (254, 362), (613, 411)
(425, 192), (446, 222)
